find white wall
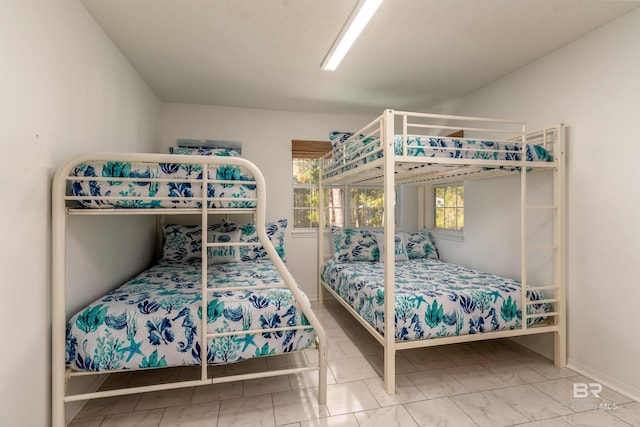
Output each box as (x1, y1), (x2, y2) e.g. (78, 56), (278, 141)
(438, 9), (640, 400)
(0, 2), (160, 426)
(429, 173), (554, 284)
(159, 103), (371, 299)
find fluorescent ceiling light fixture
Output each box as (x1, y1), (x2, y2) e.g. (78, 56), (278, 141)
(321, 0), (383, 71)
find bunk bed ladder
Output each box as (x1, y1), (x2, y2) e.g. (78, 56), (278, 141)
(521, 125), (567, 368)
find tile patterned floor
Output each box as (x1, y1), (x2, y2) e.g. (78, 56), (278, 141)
(69, 298), (640, 427)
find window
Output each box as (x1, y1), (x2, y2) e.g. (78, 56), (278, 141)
(292, 157), (344, 228)
(349, 187), (384, 228)
(292, 141), (344, 229)
(292, 140), (385, 229)
(434, 184), (464, 230)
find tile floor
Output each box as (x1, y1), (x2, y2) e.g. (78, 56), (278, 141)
(69, 297), (640, 427)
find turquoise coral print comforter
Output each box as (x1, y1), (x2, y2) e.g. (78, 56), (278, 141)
(321, 259), (550, 340)
(397, 136), (551, 161)
(70, 160), (256, 208)
(325, 135), (551, 178)
(66, 260), (315, 371)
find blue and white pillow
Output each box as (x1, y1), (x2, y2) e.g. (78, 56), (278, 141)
(329, 131), (363, 162)
(216, 219), (288, 262)
(373, 232), (409, 262)
(169, 146), (240, 157)
(161, 220), (288, 263)
(207, 229), (241, 264)
(403, 229), (439, 260)
(331, 227), (378, 262)
(161, 224), (203, 263)
(239, 219), (287, 261)
(215, 218), (238, 233)
(329, 131), (362, 150)
(161, 222), (239, 263)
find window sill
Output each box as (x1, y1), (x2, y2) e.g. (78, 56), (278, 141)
(431, 229), (464, 243)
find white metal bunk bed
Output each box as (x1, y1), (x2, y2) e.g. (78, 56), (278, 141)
(52, 152), (327, 426)
(318, 109), (566, 394)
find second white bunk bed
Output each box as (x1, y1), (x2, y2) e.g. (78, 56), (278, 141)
(52, 149), (327, 426)
(318, 109), (566, 394)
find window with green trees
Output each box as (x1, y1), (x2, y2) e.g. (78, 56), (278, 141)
(293, 158), (344, 228)
(292, 154), (384, 229)
(434, 184), (464, 230)
(349, 187), (384, 228)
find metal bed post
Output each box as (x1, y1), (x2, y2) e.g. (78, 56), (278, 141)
(382, 109), (396, 394)
(520, 123), (528, 333)
(51, 165), (69, 427)
(554, 125), (567, 367)
(200, 164), (209, 382)
(318, 156), (326, 305)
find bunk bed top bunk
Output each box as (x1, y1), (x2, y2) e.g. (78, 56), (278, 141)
(52, 150), (327, 426)
(317, 109), (566, 395)
(64, 148), (257, 211)
(321, 109), (559, 186)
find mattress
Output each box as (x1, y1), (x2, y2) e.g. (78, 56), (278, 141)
(66, 260), (316, 371)
(321, 258), (550, 340)
(324, 135), (551, 178)
(69, 159), (257, 209)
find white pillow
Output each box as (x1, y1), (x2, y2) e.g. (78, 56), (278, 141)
(373, 232), (409, 262)
(207, 229), (241, 264)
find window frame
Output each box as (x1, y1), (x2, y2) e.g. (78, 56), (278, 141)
(292, 143), (390, 231)
(292, 156), (342, 230)
(292, 174), (322, 229)
(292, 142), (346, 231)
(292, 165), (386, 231)
(432, 182), (464, 242)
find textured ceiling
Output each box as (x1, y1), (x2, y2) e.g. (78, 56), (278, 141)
(82, 0), (639, 114)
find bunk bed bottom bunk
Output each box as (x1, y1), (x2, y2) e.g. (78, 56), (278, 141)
(67, 259), (316, 372)
(321, 258), (552, 342)
(320, 257), (563, 395)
